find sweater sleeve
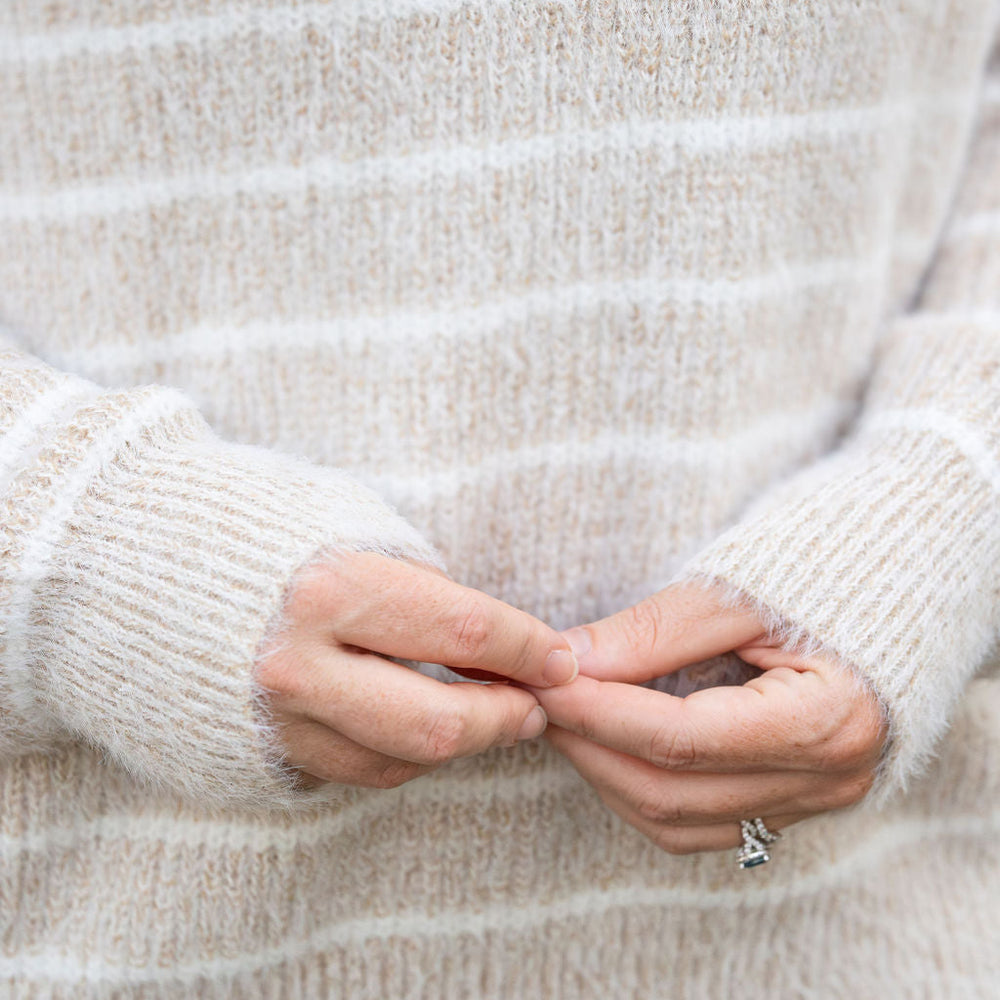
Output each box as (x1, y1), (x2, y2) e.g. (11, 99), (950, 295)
(675, 38), (1000, 806)
(0, 342), (441, 810)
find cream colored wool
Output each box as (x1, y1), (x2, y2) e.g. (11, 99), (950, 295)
(1, 1), (1000, 997)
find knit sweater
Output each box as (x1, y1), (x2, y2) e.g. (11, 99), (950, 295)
(1, 1), (999, 997)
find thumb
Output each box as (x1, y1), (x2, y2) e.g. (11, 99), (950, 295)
(562, 582), (765, 683)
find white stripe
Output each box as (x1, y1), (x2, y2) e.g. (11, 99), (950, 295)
(0, 104), (905, 223)
(0, 0), (571, 64)
(899, 309), (1000, 328)
(364, 398), (856, 501)
(0, 762), (576, 859)
(0, 390), (193, 717)
(0, 381), (99, 493)
(943, 210), (1000, 241)
(4, 808), (998, 984)
(891, 234), (937, 260)
(862, 408), (1000, 496)
(48, 255), (882, 375)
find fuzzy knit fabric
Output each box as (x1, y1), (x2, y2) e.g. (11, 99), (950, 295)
(2, 1), (1000, 997)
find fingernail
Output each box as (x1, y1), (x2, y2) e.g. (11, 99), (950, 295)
(516, 706), (548, 741)
(562, 628), (592, 660)
(543, 648), (579, 686)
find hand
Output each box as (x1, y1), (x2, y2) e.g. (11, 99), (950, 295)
(255, 552), (578, 789)
(530, 582), (888, 854)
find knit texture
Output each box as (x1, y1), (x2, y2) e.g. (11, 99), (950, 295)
(1, 1), (999, 997)
(0, 350), (441, 808)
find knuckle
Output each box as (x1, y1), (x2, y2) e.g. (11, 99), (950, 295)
(635, 794), (666, 825)
(419, 706), (469, 764)
(620, 600), (664, 660)
(447, 599), (493, 665)
(808, 737), (846, 772)
(632, 780), (683, 825)
(284, 555), (354, 625)
(254, 648), (306, 700)
(806, 680), (888, 772)
(838, 728), (877, 770)
(648, 723), (699, 771)
(816, 717), (884, 772)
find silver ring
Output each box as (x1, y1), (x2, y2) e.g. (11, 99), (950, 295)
(736, 817), (781, 869)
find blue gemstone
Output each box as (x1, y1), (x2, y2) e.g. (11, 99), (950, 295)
(739, 850), (770, 869)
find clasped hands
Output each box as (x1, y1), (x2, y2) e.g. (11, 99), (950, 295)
(259, 553), (887, 854)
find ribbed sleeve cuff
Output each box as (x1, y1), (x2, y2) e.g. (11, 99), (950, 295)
(675, 418), (1000, 806)
(15, 388), (440, 811)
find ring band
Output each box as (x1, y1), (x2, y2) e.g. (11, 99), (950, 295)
(750, 817), (780, 845)
(736, 817), (781, 869)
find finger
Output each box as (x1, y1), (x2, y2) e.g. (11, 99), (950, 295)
(590, 780), (809, 855)
(296, 552), (578, 687)
(283, 646), (549, 765)
(278, 719), (436, 789)
(546, 726), (864, 824)
(534, 670), (844, 773)
(564, 582), (764, 683)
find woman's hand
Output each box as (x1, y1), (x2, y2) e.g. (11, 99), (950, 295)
(530, 582), (888, 854)
(256, 552), (578, 790)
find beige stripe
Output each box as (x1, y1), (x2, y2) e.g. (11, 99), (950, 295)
(3, 809), (998, 984)
(0, 0), (573, 63)
(0, 104), (902, 220)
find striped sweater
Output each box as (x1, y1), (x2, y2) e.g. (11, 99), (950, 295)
(2, 1), (1000, 997)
